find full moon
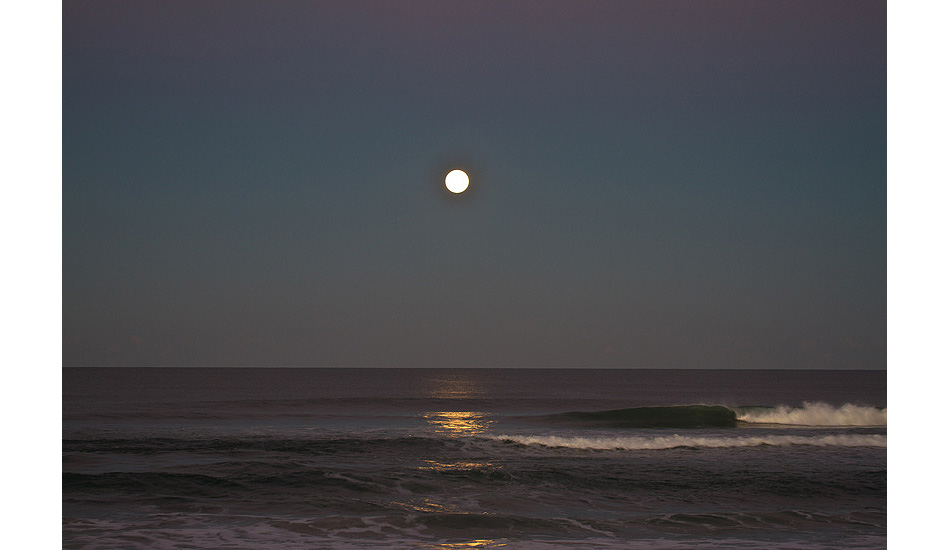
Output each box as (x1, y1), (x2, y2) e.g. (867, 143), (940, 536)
(444, 169), (470, 194)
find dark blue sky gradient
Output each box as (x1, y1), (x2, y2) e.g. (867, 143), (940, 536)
(63, 1), (886, 368)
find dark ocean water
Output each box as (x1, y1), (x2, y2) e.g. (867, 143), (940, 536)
(63, 368), (886, 549)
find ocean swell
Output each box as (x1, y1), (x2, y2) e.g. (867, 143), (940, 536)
(540, 405), (738, 428)
(535, 403), (886, 429)
(492, 433), (887, 450)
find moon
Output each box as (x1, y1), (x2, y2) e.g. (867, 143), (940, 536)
(444, 169), (470, 194)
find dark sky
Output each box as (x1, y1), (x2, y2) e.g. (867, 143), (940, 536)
(62, 0), (886, 368)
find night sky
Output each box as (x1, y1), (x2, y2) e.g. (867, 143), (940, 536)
(62, 1), (886, 368)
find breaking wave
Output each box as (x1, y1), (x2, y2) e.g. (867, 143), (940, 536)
(533, 403), (886, 429)
(736, 402), (886, 426)
(492, 433), (886, 450)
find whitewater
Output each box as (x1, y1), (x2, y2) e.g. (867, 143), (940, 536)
(64, 368), (886, 549)
(736, 401), (887, 426)
(494, 432), (886, 450)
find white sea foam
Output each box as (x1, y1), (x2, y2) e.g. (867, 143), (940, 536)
(492, 433), (886, 450)
(737, 402), (886, 426)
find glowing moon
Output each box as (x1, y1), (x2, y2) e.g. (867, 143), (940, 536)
(444, 169), (470, 194)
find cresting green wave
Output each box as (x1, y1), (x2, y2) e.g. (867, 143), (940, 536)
(547, 405), (739, 428)
(541, 403), (887, 428)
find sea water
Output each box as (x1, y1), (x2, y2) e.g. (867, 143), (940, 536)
(63, 368), (886, 549)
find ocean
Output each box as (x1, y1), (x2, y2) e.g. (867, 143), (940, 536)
(63, 368), (886, 549)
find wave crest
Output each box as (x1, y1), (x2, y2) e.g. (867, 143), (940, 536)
(540, 405), (737, 428)
(736, 402), (886, 426)
(492, 433), (886, 450)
